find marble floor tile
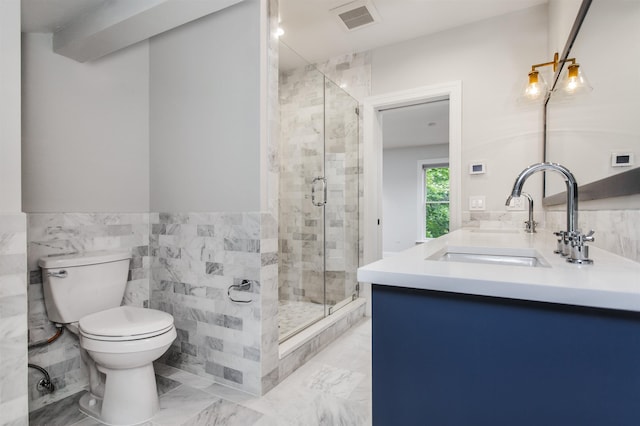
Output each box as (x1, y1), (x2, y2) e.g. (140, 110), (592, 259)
(70, 417), (152, 426)
(156, 375), (182, 395)
(151, 385), (216, 426)
(154, 363), (216, 390)
(180, 398), (263, 426)
(29, 391), (86, 426)
(201, 383), (257, 404)
(303, 363), (367, 399)
(29, 317), (373, 426)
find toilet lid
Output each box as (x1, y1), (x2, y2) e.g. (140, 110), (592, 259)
(79, 306), (174, 339)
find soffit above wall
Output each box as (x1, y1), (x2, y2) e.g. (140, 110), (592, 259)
(21, 0), (245, 62)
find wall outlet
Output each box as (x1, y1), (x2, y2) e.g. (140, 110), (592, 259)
(469, 195), (486, 211)
(506, 196), (525, 211)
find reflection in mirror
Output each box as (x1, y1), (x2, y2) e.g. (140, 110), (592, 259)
(545, 0), (640, 198)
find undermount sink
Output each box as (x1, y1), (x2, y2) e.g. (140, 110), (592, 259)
(427, 246), (549, 268)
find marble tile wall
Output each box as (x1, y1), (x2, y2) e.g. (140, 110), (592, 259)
(315, 52), (372, 103)
(150, 212), (275, 396)
(26, 213), (150, 411)
(462, 210), (543, 230)
(545, 209), (640, 263)
(0, 213), (28, 426)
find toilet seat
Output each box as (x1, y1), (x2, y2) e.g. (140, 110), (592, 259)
(79, 305), (173, 341)
(81, 324), (174, 341)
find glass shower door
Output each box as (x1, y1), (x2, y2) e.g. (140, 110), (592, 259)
(323, 78), (360, 315)
(278, 62), (327, 342)
(278, 42), (360, 342)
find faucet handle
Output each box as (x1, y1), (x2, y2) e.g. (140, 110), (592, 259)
(567, 230), (595, 265)
(524, 220), (537, 233)
(553, 231), (567, 255)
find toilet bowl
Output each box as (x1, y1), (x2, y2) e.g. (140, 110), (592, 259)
(77, 306), (176, 426)
(39, 251), (176, 426)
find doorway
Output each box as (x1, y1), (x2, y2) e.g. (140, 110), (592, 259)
(379, 100), (450, 256)
(362, 82), (462, 271)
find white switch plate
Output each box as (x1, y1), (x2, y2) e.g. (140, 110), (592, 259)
(506, 196), (525, 211)
(469, 195), (486, 211)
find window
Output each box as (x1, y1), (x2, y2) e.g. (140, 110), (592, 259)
(423, 165), (449, 239)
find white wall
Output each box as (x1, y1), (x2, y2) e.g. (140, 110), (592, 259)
(149, 0), (261, 212)
(546, 0), (640, 197)
(22, 33), (149, 213)
(383, 144), (448, 253)
(372, 5), (548, 211)
(548, 0), (583, 55)
(0, 0), (22, 212)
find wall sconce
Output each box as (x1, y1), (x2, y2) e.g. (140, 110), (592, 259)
(522, 52), (592, 102)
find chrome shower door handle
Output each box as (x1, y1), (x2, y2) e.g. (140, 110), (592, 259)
(311, 177), (327, 207)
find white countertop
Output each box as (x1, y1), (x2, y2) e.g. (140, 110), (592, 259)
(358, 229), (640, 312)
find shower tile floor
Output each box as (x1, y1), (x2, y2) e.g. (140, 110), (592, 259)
(278, 299), (325, 341)
(28, 317), (372, 426)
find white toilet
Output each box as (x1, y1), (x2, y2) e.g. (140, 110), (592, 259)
(39, 250), (176, 426)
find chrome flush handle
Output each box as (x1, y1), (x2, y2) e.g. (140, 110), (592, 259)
(47, 270), (68, 278)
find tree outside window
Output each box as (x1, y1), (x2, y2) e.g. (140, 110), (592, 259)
(425, 167), (449, 238)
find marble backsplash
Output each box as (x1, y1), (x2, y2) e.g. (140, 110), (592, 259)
(26, 213), (150, 411)
(463, 209), (640, 263)
(462, 210), (542, 230)
(545, 209), (640, 263)
(0, 213), (28, 426)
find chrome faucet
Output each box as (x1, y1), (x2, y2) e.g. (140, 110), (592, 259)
(505, 162), (594, 264)
(521, 192), (537, 233)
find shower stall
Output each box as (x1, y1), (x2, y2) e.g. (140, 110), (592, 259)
(278, 43), (360, 342)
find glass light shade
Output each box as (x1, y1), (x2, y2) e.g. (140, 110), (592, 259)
(559, 64), (592, 95)
(523, 70), (548, 101)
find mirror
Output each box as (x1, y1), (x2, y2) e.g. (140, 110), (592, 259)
(544, 0), (640, 202)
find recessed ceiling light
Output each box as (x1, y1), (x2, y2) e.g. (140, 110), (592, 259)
(275, 27), (285, 38)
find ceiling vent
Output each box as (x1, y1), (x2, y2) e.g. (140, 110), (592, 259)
(331, 1), (381, 31)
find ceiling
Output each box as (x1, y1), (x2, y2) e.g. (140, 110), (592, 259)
(381, 100), (449, 149)
(279, 0), (548, 65)
(22, 1), (548, 61)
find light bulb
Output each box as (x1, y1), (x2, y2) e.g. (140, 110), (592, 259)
(523, 71), (548, 100)
(560, 64), (592, 95)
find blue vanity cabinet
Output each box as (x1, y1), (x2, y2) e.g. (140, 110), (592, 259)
(372, 284), (640, 426)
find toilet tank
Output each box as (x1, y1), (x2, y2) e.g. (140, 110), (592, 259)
(39, 250), (132, 324)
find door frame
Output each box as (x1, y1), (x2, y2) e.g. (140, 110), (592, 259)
(361, 82), (462, 312)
